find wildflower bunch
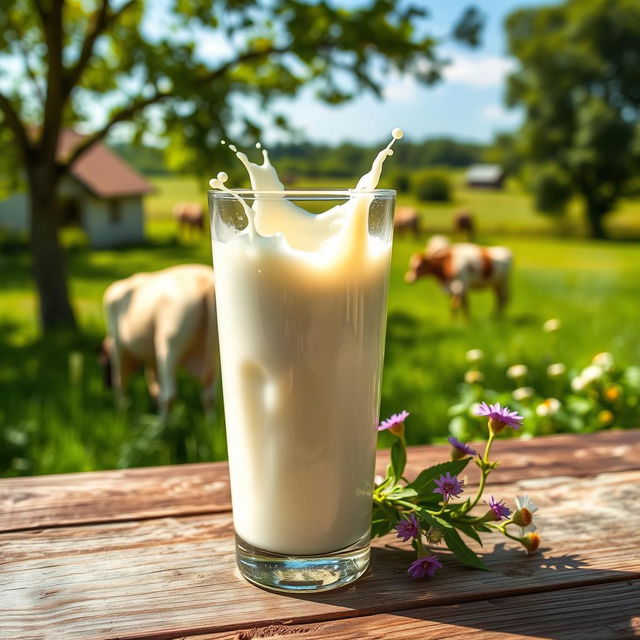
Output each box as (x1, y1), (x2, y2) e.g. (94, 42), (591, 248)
(374, 405), (541, 579)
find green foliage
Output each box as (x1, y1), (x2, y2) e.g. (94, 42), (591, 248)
(413, 171), (452, 202)
(110, 143), (170, 176)
(268, 138), (485, 181)
(391, 171), (411, 194)
(506, 0), (640, 238)
(531, 166), (573, 215)
(448, 352), (640, 442)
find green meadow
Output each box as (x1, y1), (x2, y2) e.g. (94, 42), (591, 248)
(1, 174), (639, 476)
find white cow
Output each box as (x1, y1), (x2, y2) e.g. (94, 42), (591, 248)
(102, 264), (219, 418)
(405, 236), (512, 317)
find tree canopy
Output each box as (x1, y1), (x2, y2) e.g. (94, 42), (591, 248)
(505, 0), (640, 238)
(0, 0), (483, 331)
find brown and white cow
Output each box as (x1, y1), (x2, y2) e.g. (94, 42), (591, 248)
(394, 206), (420, 237)
(404, 236), (512, 317)
(173, 202), (205, 236)
(102, 265), (219, 418)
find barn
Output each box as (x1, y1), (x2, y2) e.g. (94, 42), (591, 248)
(0, 130), (154, 248)
(466, 164), (505, 189)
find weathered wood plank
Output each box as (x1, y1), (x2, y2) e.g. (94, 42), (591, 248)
(198, 580), (640, 640)
(1, 429), (638, 533)
(2, 470), (639, 640)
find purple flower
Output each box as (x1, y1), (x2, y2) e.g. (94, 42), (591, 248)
(395, 513), (420, 542)
(433, 472), (464, 502)
(487, 496), (511, 521)
(476, 402), (523, 430)
(408, 554), (443, 578)
(378, 410), (410, 432)
(448, 436), (478, 458)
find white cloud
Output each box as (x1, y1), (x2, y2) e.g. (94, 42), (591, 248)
(443, 54), (516, 89)
(383, 74), (418, 103)
(482, 104), (508, 120)
(481, 103), (520, 126)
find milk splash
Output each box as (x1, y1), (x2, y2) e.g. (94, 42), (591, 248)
(209, 128), (403, 258)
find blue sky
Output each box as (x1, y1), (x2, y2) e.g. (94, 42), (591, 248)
(236, 0), (550, 145)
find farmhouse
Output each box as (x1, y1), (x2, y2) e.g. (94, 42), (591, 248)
(0, 130), (154, 248)
(466, 164), (505, 189)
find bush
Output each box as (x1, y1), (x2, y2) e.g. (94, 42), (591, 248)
(389, 170), (411, 194)
(413, 171), (452, 202)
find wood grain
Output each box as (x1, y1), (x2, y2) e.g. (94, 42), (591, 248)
(2, 470), (639, 640)
(198, 580), (640, 640)
(1, 429), (638, 533)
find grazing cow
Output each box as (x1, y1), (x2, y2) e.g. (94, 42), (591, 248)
(394, 206), (420, 237)
(405, 236), (512, 317)
(453, 209), (475, 241)
(173, 202), (205, 236)
(102, 265), (219, 418)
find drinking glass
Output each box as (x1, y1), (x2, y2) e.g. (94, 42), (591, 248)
(208, 189), (395, 592)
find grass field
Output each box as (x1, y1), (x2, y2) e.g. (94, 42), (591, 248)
(1, 173), (639, 476)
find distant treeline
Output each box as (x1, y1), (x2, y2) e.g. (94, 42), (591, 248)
(111, 137), (487, 177)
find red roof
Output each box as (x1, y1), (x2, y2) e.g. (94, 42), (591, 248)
(57, 130), (155, 198)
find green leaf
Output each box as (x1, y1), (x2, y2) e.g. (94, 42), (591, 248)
(451, 521), (484, 546)
(390, 438), (407, 480)
(370, 502), (401, 538)
(442, 527), (488, 570)
(407, 458), (471, 495)
(389, 486), (418, 500)
(416, 509), (453, 531)
(417, 509), (487, 569)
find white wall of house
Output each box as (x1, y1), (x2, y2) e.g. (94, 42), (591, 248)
(83, 196), (145, 248)
(0, 193), (29, 234)
(0, 179), (146, 248)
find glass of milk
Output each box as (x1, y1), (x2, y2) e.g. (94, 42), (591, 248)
(209, 177), (395, 590)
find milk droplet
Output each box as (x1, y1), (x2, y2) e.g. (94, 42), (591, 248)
(256, 142), (262, 149)
(392, 128), (404, 140)
(217, 171), (228, 183)
(229, 144), (237, 152)
(220, 139), (226, 145)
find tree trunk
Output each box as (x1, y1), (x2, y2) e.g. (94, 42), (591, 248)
(584, 198), (607, 240)
(28, 170), (77, 332)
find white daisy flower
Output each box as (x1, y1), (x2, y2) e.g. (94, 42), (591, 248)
(543, 318), (561, 332)
(507, 364), (528, 379)
(581, 365), (605, 384)
(536, 398), (561, 417)
(513, 386), (535, 401)
(466, 349), (484, 363)
(546, 363), (566, 378)
(592, 352), (614, 372)
(515, 495), (538, 535)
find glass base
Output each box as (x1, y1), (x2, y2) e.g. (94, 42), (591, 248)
(235, 533), (370, 593)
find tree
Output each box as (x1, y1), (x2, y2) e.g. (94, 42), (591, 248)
(0, 1), (482, 332)
(505, 0), (640, 239)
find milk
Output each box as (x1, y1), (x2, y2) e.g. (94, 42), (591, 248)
(210, 130), (402, 555)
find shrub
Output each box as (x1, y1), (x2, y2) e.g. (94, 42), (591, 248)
(413, 171), (452, 202)
(390, 170), (411, 194)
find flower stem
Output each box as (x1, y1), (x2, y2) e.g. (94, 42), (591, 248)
(461, 433), (495, 515)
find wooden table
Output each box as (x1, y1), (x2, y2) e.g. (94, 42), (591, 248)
(2, 430), (639, 640)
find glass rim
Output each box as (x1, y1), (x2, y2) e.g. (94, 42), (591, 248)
(208, 188), (396, 200)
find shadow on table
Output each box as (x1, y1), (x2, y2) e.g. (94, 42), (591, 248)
(289, 544), (639, 640)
